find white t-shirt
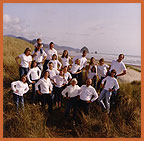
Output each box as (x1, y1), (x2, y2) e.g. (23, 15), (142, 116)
(52, 75), (67, 88)
(32, 50), (47, 63)
(64, 72), (72, 84)
(97, 64), (109, 78)
(11, 80), (29, 96)
(35, 77), (53, 94)
(27, 67), (41, 83)
(72, 56), (87, 70)
(19, 54), (32, 68)
(61, 56), (71, 67)
(47, 68), (59, 79)
(88, 71), (96, 79)
(109, 60), (126, 75)
(62, 85), (81, 98)
(102, 76), (119, 91)
(44, 48), (57, 60)
(79, 85), (98, 102)
(49, 60), (62, 70)
(71, 64), (81, 74)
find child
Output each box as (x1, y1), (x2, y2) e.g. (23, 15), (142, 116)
(49, 54), (62, 70)
(11, 75), (29, 112)
(60, 50), (72, 67)
(63, 66), (72, 86)
(70, 59), (81, 80)
(98, 69), (119, 114)
(35, 71), (53, 113)
(27, 60), (41, 104)
(47, 62), (59, 80)
(88, 66), (97, 89)
(52, 70), (67, 108)
(97, 58), (109, 92)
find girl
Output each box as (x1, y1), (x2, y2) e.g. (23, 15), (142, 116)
(97, 58), (109, 92)
(87, 57), (97, 72)
(27, 60), (41, 104)
(35, 71), (53, 113)
(60, 50), (72, 67)
(87, 66), (97, 89)
(63, 66), (72, 86)
(62, 78), (80, 124)
(98, 69), (119, 114)
(11, 75), (29, 112)
(70, 59), (81, 80)
(52, 69), (67, 108)
(49, 54), (62, 70)
(15, 48), (32, 78)
(32, 43), (47, 70)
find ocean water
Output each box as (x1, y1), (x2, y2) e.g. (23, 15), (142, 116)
(65, 52), (141, 66)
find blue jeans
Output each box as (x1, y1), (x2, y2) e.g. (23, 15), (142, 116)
(19, 67), (29, 78)
(98, 89), (112, 113)
(13, 93), (24, 112)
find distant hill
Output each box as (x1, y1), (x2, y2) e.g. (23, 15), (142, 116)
(4, 35), (80, 52)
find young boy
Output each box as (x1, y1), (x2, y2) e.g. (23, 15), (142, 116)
(98, 69), (119, 113)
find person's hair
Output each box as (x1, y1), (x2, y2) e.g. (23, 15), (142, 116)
(24, 48), (31, 54)
(49, 62), (53, 66)
(119, 54), (124, 59)
(75, 59), (80, 65)
(99, 58), (104, 63)
(52, 54), (57, 60)
(111, 69), (117, 75)
(31, 60), (37, 68)
(61, 50), (68, 58)
(35, 43), (43, 54)
(37, 38), (41, 42)
(70, 78), (78, 84)
(20, 74), (27, 83)
(91, 66), (96, 73)
(63, 66), (68, 69)
(42, 71), (49, 78)
(50, 42), (54, 46)
(90, 57), (95, 65)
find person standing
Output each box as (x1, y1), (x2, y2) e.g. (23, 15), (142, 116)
(78, 79), (98, 115)
(35, 71), (53, 113)
(98, 69), (119, 114)
(11, 75), (29, 112)
(43, 42), (58, 71)
(15, 48), (32, 78)
(72, 50), (87, 86)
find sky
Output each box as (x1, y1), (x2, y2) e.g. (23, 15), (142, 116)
(3, 3), (141, 56)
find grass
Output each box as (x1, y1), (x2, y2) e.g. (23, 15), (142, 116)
(3, 36), (141, 138)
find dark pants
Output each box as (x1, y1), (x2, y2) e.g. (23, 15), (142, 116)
(41, 93), (53, 113)
(31, 80), (39, 104)
(79, 99), (90, 115)
(78, 71), (83, 86)
(19, 67), (29, 78)
(97, 77), (105, 92)
(93, 76), (97, 89)
(53, 86), (63, 102)
(43, 60), (50, 71)
(71, 73), (78, 80)
(13, 93), (24, 112)
(65, 96), (78, 120)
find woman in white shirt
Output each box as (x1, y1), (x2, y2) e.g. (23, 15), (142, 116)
(52, 70), (67, 108)
(49, 54), (62, 70)
(27, 60), (41, 104)
(35, 71), (53, 113)
(11, 75), (29, 112)
(60, 50), (72, 68)
(98, 69), (119, 114)
(15, 48), (32, 78)
(62, 78), (80, 122)
(63, 66), (72, 87)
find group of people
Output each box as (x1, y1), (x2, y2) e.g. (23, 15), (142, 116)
(11, 38), (127, 124)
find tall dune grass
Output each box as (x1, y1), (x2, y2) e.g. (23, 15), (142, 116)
(3, 36), (141, 138)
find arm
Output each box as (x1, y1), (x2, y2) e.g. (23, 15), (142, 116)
(90, 89), (98, 102)
(49, 80), (53, 93)
(62, 86), (69, 97)
(11, 81), (17, 92)
(57, 60), (62, 70)
(35, 79), (42, 95)
(27, 70), (33, 83)
(37, 67), (42, 79)
(15, 56), (21, 67)
(24, 84), (29, 94)
(116, 70), (126, 77)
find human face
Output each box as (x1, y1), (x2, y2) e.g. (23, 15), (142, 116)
(44, 72), (49, 79)
(25, 50), (31, 56)
(99, 60), (104, 65)
(59, 71), (63, 76)
(33, 62), (37, 68)
(86, 79), (92, 87)
(50, 43), (54, 49)
(64, 50), (68, 57)
(21, 76), (27, 83)
(118, 54), (124, 62)
(63, 67), (67, 73)
(49, 64), (53, 69)
(91, 58), (96, 64)
(82, 51), (87, 57)
(71, 81), (76, 86)
(111, 72), (116, 77)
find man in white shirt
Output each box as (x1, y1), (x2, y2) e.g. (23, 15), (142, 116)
(78, 79), (98, 115)
(72, 50), (87, 86)
(43, 42), (58, 71)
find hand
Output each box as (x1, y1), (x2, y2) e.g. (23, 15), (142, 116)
(15, 90), (19, 93)
(32, 81), (35, 84)
(66, 97), (70, 100)
(34, 52), (38, 56)
(87, 100), (91, 103)
(49, 90), (52, 94)
(37, 90), (42, 95)
(109, 88), (113, 92)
